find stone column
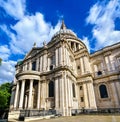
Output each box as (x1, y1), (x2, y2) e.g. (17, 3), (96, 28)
(55, 78), (59, 110)
(83, 83), (89, 109)
(78, 44), (81, 50)
(80, 58), (84, 74)
(19, 80), (25, 109)
(55, 48), (58, 67)
(28, 79), (33, 109)
(10, 89), (15, 109)
(37, 80), (41, 109)
(74, 43), (76, 52)
(14, 81), (19, 109)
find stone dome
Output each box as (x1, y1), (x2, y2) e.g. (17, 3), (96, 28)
(53, 20), (77, 38)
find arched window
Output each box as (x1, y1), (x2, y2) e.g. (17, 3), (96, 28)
(48, 81), (54, 97)
(99, 84), (108, 98)
(72, 83), (76, 97)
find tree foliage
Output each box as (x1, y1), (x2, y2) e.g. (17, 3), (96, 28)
(0, 82), (11, 109)
(0, 58), (2, 66)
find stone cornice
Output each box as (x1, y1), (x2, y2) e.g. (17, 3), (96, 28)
(93, 72), (120, 80)
(90, 42), (120, 58)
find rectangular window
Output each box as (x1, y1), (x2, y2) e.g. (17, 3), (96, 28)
(117, 57), (120, 64)
(81, 97), (84, 102)
(72, 83), (76, 97)
(80, 86), (83, 90)
(32, 61), (36, 70)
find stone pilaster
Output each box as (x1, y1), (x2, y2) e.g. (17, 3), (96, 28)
(59, 47), (63, 65)
(40, 56), (42, 71)
(83, 56), (90, 73)
(55, 78), (59, 110)
(43, 54), (47, 71)
(36, 57), (39, 71)
(40, 82), (46, 109)
(87, 82), (97, 109)
(55, 48), (58, 67)
(105, 56), (111, 71)
(111, 82), (119, 107)
(47, 57), (50, 71)
(67, 78), (72, 116)
(60, 77), (65, 116)
(83, 83), (89, 109)
(80, 58), (84, 74)
(64, 73), (68, 116)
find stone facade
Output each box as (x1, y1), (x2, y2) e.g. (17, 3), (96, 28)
(9, 21), (120, 117)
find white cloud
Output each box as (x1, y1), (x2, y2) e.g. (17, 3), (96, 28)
(0, 13), (61, 54)
(82, 37), (90, 52)
(0, 60), (16, 84)
(0, 8), (61, 84)
(0, 45), (10, 60)
(86, 0), (120, 51)
(0, 0), (26, 20)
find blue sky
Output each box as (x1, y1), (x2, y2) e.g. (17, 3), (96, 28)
(0, 0), (120, 83)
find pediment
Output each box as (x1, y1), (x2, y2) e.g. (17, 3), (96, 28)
(24, 48), (40, 60)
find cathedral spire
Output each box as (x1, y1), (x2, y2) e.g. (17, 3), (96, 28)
(60, 20), (66, 30)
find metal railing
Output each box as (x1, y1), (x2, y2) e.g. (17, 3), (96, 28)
(71, 108), (120, 115)
(19, 109), (61, 121)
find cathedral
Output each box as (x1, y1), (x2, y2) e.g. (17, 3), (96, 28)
(9, 21), (120, 120)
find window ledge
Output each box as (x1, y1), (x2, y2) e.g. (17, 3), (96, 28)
(99, 98), (111, 101)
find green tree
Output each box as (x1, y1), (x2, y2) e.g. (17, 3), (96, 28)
(0, 82), (11, 109)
